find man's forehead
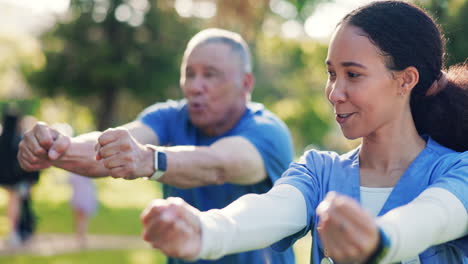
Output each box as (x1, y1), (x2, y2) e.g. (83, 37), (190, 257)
(189, 42), (236, 57)
(183, 42), (242, 69)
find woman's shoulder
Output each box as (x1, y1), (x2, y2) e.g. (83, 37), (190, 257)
(299, 147), (360, 168)
(425, 137), (468, 175)
(426, 137), (467, 162)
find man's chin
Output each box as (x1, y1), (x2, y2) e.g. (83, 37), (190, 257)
(189, 115), (210, 128)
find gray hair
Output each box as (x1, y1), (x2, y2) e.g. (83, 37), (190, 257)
(183, 28), (252, 73)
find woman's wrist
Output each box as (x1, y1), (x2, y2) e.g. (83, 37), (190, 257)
(365, 227), (391, 264)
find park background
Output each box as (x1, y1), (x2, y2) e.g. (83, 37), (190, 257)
(0, 0), (466, 263)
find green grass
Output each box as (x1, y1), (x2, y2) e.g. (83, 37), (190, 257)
(1, 168), (163, 236)
(32, 202), (146, 235)
(0, 249), (165, 264)
(0, 168), (312, 264)
(0, 168), (167, 263)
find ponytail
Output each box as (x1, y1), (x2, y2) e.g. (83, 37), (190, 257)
(412, 64), (468, 152)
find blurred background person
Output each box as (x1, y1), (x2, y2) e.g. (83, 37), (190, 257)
(68, 171), (98, 248)
(53, 123), (98, 249)
(0, 106), (40, 247)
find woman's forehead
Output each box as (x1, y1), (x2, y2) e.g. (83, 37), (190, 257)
(326, 24), (385, 67)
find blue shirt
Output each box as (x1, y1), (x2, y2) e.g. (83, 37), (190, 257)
(272, 137), (468, 264)
(139, 99), (296, 264)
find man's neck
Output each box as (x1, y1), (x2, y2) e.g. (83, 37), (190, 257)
(200, 104), (247, 137)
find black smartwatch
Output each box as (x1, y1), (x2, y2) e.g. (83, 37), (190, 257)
(147, 145), (167, 181)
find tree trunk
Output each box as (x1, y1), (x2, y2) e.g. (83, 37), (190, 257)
(96, 0), (121, 131)
(97, 86), (118, 131)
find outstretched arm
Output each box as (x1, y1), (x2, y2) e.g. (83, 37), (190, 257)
(140, 184), (307, 260)
(18, 121), (158, 177)
(160, 136), (266, 187)
(316, 188), (468, 264)
(96, 128), (267, 187)
(377, 187), (468, 263)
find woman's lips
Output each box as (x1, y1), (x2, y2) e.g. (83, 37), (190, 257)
(335, 113), (354, 124)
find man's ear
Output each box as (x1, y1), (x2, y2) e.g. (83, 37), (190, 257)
(397, 66), (419, 96)
(242, 72), (255, 95)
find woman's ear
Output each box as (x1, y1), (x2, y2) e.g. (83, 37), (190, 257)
(397, 66), (419, 96)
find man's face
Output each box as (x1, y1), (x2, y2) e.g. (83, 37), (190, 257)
(180, 42), (249, 134)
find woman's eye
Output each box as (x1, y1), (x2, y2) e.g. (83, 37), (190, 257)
(347, 72), (360, 78)
(327, 70), (336, 77)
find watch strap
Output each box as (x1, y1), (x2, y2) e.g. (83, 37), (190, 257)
(146, 145), (166, 181)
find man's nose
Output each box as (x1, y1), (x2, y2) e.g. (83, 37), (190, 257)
(185, 76), (205, 95)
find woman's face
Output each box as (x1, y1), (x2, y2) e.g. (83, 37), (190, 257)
(325, 24), (403, 140)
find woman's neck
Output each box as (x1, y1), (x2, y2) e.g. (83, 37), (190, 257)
(359, 115), (426, 186)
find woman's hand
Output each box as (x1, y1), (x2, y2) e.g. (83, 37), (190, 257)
(316, 192), (380, 264)
(141, 197), (202, 260)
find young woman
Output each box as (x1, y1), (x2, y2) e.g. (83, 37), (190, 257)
(140, 1), (467, 263)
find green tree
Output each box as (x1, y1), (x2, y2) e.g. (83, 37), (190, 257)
(206, 0), (334, 152)
(444, 0), (468, 66)
(26, 0), (196, 130)
(0, 31), (43, 115)
(253, 35), (332, 153)
(417, 0), (468, 66)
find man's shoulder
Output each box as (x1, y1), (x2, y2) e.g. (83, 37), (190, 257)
(234, 102), (293, 155)
(139, 99), (187, 117)
(247, 101), (265, 113)
(245, 102), (287, 129)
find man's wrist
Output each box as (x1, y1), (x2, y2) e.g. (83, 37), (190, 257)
(145, 144), (166, 181)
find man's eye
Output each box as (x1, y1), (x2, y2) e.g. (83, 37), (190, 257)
(204, 71), (216, 78)
(186, 71), (195, 78)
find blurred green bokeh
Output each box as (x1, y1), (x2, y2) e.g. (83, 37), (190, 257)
(0, 249), (165, 264)
(0, 0), (466, 263)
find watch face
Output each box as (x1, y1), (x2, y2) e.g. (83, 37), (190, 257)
(320, 257), (334, 264)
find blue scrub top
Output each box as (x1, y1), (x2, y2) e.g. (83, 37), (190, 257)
(273, 137), (468, 264)
(139, 100), (296, 264)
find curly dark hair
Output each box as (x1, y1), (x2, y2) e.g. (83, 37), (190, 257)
(340, 1), (468, 151)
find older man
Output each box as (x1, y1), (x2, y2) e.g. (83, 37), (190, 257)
(18, 28), (295, 264)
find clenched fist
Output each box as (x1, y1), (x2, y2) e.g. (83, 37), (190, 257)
(96, 127), (154, 179)
(316, 192), (379, 264)
(18, 122), (71, 171)
(141, 197), (202, 260)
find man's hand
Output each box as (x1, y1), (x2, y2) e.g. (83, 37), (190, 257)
(18, 122), (71, 171)
(141, 197), (202, 260)
(316, 192), (379, 264)
(96, 127), (154, 179)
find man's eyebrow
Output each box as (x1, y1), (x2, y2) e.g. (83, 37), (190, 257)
(205, 66), (219, 71)
(185, 65), (219, 72)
